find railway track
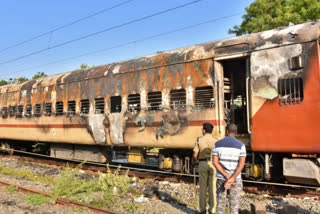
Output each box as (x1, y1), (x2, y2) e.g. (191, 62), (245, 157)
(1, 148), (320, 200)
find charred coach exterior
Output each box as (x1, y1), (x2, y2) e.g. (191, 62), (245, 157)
(0, 21), (320, 185)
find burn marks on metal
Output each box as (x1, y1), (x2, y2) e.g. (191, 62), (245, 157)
(0, 21), (319, 144)
(251, 44), (304, 100)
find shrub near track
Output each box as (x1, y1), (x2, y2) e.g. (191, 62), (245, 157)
(51, 164), (131, 208)
(0, 161), (138, 211)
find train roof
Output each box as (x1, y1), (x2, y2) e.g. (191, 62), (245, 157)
(1, 20), (320, 93)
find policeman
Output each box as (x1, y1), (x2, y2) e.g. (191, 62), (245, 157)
(193, 123), (217, 214)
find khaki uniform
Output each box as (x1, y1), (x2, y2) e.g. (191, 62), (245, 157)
(193, 134), (217, 213)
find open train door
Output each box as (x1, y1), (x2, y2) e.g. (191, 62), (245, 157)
(214, 55), (251, 144)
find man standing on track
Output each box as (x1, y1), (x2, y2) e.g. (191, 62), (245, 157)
(212, 123), (246, 214)
(193, 122), (217, 214)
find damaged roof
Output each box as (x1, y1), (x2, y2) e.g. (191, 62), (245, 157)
(2, 20), (320, 92)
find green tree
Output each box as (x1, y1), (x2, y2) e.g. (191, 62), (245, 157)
(80, 63), (95, 69)
(32, 72), (47, 80)
(0, 80), (8, 86)
(229, 0), (320, 36)
(80, 63), (90, 69)
(9, 77), (29, 84)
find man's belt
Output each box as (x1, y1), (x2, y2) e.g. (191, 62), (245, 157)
(198, 158), (211, 161)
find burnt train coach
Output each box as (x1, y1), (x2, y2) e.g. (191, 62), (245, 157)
(0, 21), (320, 185)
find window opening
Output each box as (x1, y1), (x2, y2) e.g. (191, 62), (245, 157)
(44, 103), (52, 116)
(195, 86), (214, 109)
(67, 101), (76, 116)
(278, 77), (303, 105)
(80, 99), (90, 114)
(110, 96), (121, 113)
(95, 98), (105, 114)
(56, 102), (64, 116)
(170, 89), (186, 110)
(1, 107), (8, 118)
(128, 94), (140, 112)
(148, 91), (162, 111)
(25, 104), (32, 118)
(9, 106), (16, 117)
(34, 104), (42, 117)
(17, 105), (23, 118)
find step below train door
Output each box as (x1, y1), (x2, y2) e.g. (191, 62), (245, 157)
(214, 55), (251, 144)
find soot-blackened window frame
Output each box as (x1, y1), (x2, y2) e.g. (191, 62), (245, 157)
(80, 99), (90, 114)
(67, 101), (76, 116)
(128, 94), (140, 113)
(1, 107), (8, 118)
(278, 77), (303, 105)
(195, 86), (215, 109)
(170, 89), (186, 110)
(55, 102), (64, 116)
(34, 104), (42, 117)
(95, 98), (105, 114)
(17, 105), (23, 118)
(44, 103), (52, 116)
(148, 91), (162, 111)
(9, 105), (16, 117)
(110, 96), (122, 113)
(25, 104), (32, 118)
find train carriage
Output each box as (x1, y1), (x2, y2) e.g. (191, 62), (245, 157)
(0, 21), (320, 185)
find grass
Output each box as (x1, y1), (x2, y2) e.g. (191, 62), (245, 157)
(0, 162), (139, 212)
(26, 194), (55, 205)
(0, 163), (57, 185)
(7, 185), (18, 192)
(123, 202), (140, 213)
(51, 164), (131, 208)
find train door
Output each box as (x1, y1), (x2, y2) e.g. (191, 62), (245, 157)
(215, 57), (251, 142)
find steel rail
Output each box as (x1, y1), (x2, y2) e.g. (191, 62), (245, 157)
(243, 180), (319, 190)
(0, 179), (120, 214)
(2, 148), (320, 191)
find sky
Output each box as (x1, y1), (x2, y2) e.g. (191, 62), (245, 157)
(0, 0), (254, 81)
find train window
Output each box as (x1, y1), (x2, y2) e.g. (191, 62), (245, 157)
(128, 94), (140, 113)
(1, 107), (8, 118)
(44, 103), (52, 116)
(110, 96), (121, 113)
(9, 105), (16, 117)
(170, 89), (186, 110)
(148, 91), (162, 111)
(25, 104), (32, 118)
(95, 98), (104, 114)
(195, 86), (214, 109)
(56, 102), (64, 116)
(80, 99), (90, 114)
(17, 105), (23, 118)
(67, 101), (76, 116)
(34, 104), (42, 117)
(278, 77), (304, 105)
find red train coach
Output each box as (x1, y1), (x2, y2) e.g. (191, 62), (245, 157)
(0, 21), (319, 185)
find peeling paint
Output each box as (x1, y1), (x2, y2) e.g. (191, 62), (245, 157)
(162, 90), (169, 109)
(112, 65), (121, 74)
(51, 91), (56, 102)
(140, 82), (147, 109)
(186, 85), (194, 107)
(251, 44), (303, 99)
(83, 104), (107, 144)
(108, 113), (126, 144)
(253, 87), (278, 100)
(87, 113), (106, 144)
